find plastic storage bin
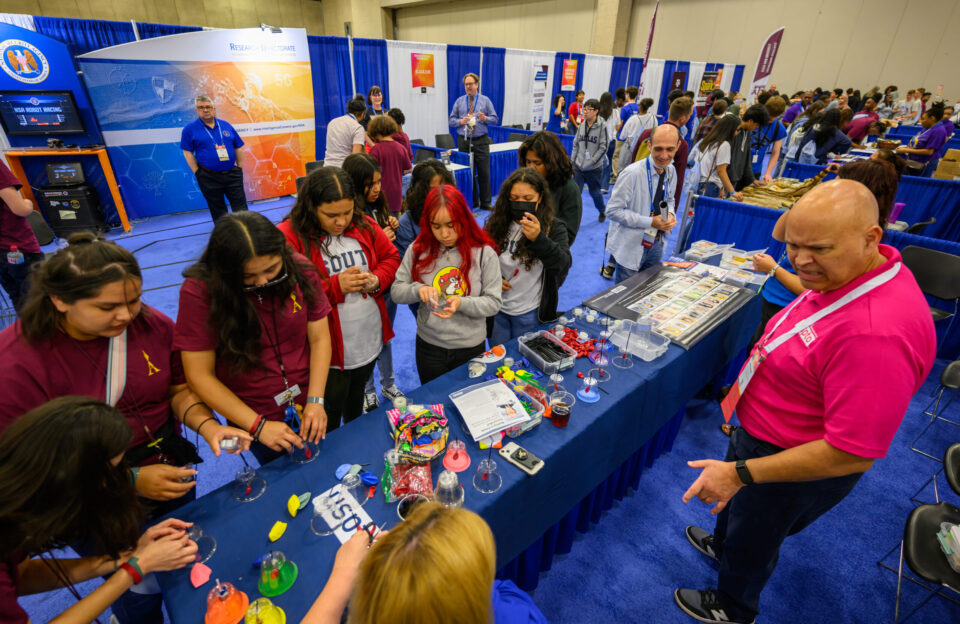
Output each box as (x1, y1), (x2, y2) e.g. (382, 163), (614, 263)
(518, 330), (577, 373)
(610, 321), (671, 362)
(504, 384), (546, 438)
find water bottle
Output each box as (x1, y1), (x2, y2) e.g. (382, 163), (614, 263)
(6, 246), (23, 265)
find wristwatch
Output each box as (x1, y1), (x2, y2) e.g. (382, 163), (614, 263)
(735, 459), (754, 485)
(306, 396), (325, 405)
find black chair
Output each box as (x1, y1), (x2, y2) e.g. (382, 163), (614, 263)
(901, 245), (960, 324)
(880, 502), (960, 621)
(435, 134), (456, 150)
(906, 217), (936, 235)
(411, 138), (425, 145)
(26, 210), (54, 246)
(295, 176), (306, 193)
(413, 148), (435, 164)
(911, 362), (960, 461)
(507, 132), (527, 143)
(305, 161), (324, 173)
(509, 124), (523, 129)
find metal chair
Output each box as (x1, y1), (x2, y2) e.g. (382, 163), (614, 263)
(901, 245), (960, 325)
(435, 134), (456, 150)
(305, 160), (324, 173)
(877, 501), (960, 621)
(507, 132), (527, 143)
(911, 362), (960, 461)
(905, 217), (936, 235)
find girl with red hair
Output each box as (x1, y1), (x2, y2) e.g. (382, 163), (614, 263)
(391, 185), (502, 383)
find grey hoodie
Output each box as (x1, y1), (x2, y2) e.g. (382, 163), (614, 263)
(391, 244), (502, 349)
(571, 118), (609, 172)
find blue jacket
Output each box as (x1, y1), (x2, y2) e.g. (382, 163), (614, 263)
(395, 210), (419, 261)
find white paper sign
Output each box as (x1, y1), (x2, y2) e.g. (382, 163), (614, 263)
(312, 485), (375, 544)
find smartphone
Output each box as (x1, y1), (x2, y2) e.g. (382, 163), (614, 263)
(499, 442), (544, 476)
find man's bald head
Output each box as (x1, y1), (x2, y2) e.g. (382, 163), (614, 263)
(785, 180), (885, 293)
(649, 123), (680, 170)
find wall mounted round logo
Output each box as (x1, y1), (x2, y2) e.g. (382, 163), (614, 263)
(0, 39), (49, 84)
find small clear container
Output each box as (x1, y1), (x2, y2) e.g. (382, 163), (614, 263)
(503, 384), (546, 438)
(518, 330), (577, 374)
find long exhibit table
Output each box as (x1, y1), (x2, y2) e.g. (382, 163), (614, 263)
(489, 140), (523, 199)
(157, 295), (760, 623)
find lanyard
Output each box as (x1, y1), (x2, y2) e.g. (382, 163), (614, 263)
(911, 125), (937, 148)
(755, 261), (901, 360)
(645, 158), (666, 214)
(203, 120), (224, 146)
(257, 294), (292, 401)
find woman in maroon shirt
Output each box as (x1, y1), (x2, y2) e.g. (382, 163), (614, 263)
(176, 211), (333, 465)
(0, 397), (198, 624)
(0, 159), (43, 311)
(367, 115), (412, 214)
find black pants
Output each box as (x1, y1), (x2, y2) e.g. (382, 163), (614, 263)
(458, 134), (492, 208)
(0, 251), (43, 311)
(196, 166), (247, 221)
(326, 361), (377, 431)
(747, 298), (786, 352)
(713, 427), (863, 619)
(415, 335), (485, 384)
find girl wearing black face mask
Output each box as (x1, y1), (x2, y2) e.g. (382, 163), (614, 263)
(485, 168), (571, 345)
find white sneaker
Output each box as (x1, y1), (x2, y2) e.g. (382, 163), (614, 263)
(363, 392), (379, 413)
(382, 385), (405, 402)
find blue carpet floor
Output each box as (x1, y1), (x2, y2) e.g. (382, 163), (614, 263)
(18, 190), (960, 623)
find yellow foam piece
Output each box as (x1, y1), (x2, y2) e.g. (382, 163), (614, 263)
(286, 495), (299, 518)
(268, 521), (287, 542)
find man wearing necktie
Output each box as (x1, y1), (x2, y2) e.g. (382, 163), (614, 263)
(604, 124), (679, 283)
(448, 73), (499, 210)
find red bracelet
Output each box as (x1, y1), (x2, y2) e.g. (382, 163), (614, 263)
(248, 414), (264, 436)
(120, 562), (142, 585)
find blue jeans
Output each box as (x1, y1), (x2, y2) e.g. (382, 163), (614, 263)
(601, 140), (617, 190)
(364, 296), (398, 394)
(713, 427), (862, 620)
(701, 181), (722, 198)
(613, 238), (664, 283)
(490, 308), (540, 346)
(574, 167), (606, 216)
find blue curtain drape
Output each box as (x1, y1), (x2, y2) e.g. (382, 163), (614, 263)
(135, 22), (201, 40)
(731, 65), (745, 93)
(447, 44), (481, 113)
(308, 35), (352, 163)
(657, 60), (677, 117)
(481, 46), (505, 127)
(551, 52), (567, 102)
(34, 17), (136, 56)
(626, 57), (644, 89)
(782, 162), (960, 242)
(609, 56), (629, 93)
(352, 38), (389, 108)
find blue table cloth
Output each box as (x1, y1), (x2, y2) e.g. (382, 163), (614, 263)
(157, 301), (759, 622)
(487, 124), (575, 155)
(782, 161), (960, 242)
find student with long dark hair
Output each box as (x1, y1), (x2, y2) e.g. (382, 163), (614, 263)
(176, 212), (332, 464)
(0, 397), (198, 624)
(599, 92), (618, 192)
(518, 131), (581, 245)
(485, 168), (570, 344)
(361, 86), (386, 129)
(278, 168), (400, 426)
(396, 160), (456, 263)
(341, 153), (404, 412)
(546, 93), (568, 134)
(793, 108), (852, 165)
(391, 185), (501, 384)
(693, 115), (742, 199)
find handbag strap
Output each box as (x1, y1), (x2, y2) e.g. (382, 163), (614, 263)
(105, 329), (128, 407)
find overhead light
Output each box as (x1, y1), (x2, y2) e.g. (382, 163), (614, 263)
(260, 24), (282, 33)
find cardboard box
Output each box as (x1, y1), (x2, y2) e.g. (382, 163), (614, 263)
(933, 171), (960, 181)
(935, 159), (960, 177)
(941, 148), (960, 162)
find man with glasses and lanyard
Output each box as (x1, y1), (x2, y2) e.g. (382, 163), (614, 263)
(674, 180), (936, 624)
(181, 95), (248, 221)
(449, 73), (498, 211)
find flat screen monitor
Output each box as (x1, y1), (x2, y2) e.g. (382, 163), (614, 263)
(46, 162), (84, 186)
(0, 91), (85, 135)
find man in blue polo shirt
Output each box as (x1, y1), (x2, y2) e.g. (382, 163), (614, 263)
(449, 73), (499, 210)
(181, 95), (247, 221)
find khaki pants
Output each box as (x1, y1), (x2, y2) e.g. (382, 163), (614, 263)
(611, 140), (626, 180)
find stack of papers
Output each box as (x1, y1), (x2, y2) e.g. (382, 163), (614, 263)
(449, 379), (532, 441)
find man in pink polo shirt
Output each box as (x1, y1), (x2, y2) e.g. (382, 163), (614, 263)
(674, 180), (936, 624)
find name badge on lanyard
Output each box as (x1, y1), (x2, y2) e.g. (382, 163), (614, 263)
(205, 121), (231, 161)
(643, 159), (661, 248)
(720, 262), (902, 422)
(216, 145), (229, 161)
(273, 383), (302, 406)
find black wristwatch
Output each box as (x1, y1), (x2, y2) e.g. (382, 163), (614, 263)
(735, 459), (754, 485)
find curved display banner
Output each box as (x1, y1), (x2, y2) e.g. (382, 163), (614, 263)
(78, 28), (314, 218)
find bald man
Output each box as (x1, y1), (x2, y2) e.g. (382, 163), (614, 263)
(672, 180), (936, 624)
(604, 124), (680, 283)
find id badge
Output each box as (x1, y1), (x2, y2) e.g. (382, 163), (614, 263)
(720, 349), (762, 422)
(216, 145), (229, 161)
(273, 383), (302, 406)
(642, 226), (658, 248)
(752, 153), (759, 165)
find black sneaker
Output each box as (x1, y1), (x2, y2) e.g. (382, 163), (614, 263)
(600, 265), (615, 280)
(686, 526), (720, 562)
(598, 213), (606, 223)
(362, 392), (379, 413)
(674, 589), (755, 624)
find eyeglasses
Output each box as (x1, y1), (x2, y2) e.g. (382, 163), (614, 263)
(196, 105), (214, 110)
(242, 268), (289, 293)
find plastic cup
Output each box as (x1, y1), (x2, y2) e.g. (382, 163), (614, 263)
(310, 496), (336, 536)
(290, 440), (319, 464)
(397, 493), (429, 521)
(473, 458), (502, 494)
(187, 525), (217, 564)
(393, 396), (408, 414)
(341, 473), (368, 507)
(434, 469), (465, 508)
(234, 466), (266, 502)
(549, 391), (575, 428)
